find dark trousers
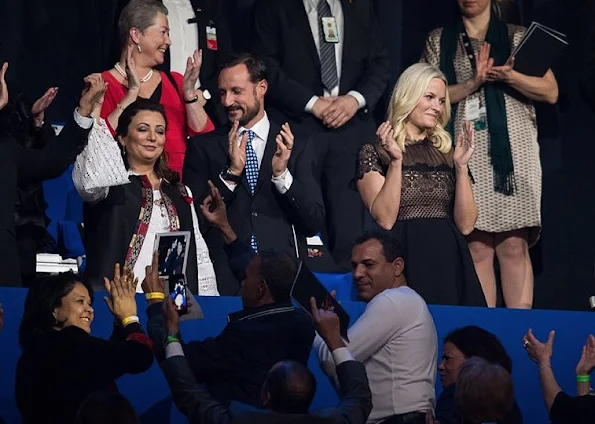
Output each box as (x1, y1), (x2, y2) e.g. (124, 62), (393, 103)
(380, 411), (427, 424)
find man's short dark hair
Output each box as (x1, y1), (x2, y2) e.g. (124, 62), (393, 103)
(258, 250), (297, 302)
(265, 361), (316, 414)
(220, 53), (267, 84)
(354, 230), (404, 262)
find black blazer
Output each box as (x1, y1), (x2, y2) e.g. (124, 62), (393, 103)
(251, 0), (389, 124)
(160, 356), (372, 424)
(15, 323), (153, 424)
(0, 117), (90, 287)
(148, 298), (315, 408)
(183, 121), (325, 295)
(110, 0), (234, 124)
(580, 0), (595, 114)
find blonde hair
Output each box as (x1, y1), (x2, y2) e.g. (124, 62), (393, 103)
(381, 63), (452, 161)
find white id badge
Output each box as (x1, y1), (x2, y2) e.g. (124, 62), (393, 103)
(466, 97), (481, 121)
(321, 17), (339, 43)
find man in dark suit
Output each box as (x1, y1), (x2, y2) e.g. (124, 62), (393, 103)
(157, 279), (372, 424)
(110, 0), (234, 125)
(143, 202), (315, 408)
(251, 0), (389, 270)
(0, 66), (102, 287)
(183, 53), (325, 295)
(580, 0), (595, 115)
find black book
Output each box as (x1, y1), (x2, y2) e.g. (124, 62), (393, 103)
(290, 261), (351, 342)
(512, 22), (568, 77)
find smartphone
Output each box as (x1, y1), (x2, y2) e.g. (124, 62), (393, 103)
(169, 274), (188, 316)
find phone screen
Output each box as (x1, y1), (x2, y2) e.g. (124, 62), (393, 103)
(169, 274), (188, 316)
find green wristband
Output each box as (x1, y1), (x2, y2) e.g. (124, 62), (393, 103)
(165, 335), (180, 345)
(577, 374), (590, 383)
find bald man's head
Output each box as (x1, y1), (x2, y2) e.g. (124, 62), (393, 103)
(261, 360), (316, 414)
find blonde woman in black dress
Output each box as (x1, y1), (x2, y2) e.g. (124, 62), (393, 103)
(357, 63), (486, 306)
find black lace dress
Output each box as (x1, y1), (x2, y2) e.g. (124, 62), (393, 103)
(357, 140), (486, 306)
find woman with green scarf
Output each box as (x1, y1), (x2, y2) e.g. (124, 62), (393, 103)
(421, 0), (558, 309)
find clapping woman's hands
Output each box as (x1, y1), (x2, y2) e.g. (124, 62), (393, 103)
(0, 62), (8, 111)
(453, 121), (475, 170)
(576, 334), (595, 376)
(125, 45), (141, 92)
(377, 121), (402, 162)
(104, 264), (138, 322)
(182, 49), (203, 100)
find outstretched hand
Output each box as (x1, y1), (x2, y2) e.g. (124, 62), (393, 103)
(31, 87), (59, 127)
(453, 121), (475, 170)
(104, 263), (138, 322)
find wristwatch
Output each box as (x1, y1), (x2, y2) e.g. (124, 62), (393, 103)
(202, 89), (211, 101)
(220, 167), (242, 184)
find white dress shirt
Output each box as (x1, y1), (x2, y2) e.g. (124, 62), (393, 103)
(162, 0), (201, 87)
(302, 0), (366, 112)
(314, 286), (438, 423)
(220, 113), (293, 194)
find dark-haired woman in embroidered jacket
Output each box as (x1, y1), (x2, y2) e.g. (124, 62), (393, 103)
(73, 98), (218, 295)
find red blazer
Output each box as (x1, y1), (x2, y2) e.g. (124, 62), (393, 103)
(100, 70), (214, 177)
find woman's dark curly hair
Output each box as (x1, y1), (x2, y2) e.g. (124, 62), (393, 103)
(115, 98), (180, 184)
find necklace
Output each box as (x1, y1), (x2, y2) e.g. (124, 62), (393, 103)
(114, 63), (153, 83)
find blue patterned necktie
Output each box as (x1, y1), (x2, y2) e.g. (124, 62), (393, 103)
(317, 0), (338, 92)
(244, 129), (259, 252)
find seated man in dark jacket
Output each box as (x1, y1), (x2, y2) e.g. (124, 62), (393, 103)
(144, 181), (315, 407)
(158, 283), (372, 424)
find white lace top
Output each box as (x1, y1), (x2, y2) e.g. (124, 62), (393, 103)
(72, 117), (219, 296)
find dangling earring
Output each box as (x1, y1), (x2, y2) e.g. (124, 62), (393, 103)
(137, 44), (142, 53)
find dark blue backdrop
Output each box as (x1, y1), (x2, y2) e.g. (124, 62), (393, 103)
(1, 285), (595, 423)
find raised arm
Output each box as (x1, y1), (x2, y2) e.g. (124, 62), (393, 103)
(315, 293), (399, 377)
(488, 57), (558, 104)
(180, 50), (214, 135)
(17, 74), (106, 184)
(356, 123), (403, 230)
(452, 122), (477, 235)
(272, 127), (325, 236)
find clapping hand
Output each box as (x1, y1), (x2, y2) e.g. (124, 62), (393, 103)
(471, 42), (494, 90)
(453, 121), (475, 170)
(79, 73), (107, 117)
(523, 328), (555, 366)
(272, 123), (294, 177)
(377, 121), (402, 162)
(141, 252), (165, 305)
(228, 120), (247, 177)
(0, 62), (8, 111)
(182, 49), (203, 102)
(31, 87), (59, 127)
(487, 56), (515, 84)
(125, 45), (141, 92)
(104, 264), (138, 322)
(576, 334), (595, 376)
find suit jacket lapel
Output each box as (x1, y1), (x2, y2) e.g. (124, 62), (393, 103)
(288, 0), (320, 69)
(217, 134), (251, 194)
(189, 0), (207, 50)
(339, 0), (354, 93)
(254, 124), (279, 196)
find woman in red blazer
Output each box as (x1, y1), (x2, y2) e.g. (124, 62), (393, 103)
(100, 0), (214, 177)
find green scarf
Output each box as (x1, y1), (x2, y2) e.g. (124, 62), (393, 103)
(439, 16), (516, 195)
